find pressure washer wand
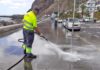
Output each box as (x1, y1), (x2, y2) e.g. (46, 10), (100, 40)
(41, 36), (48, 41)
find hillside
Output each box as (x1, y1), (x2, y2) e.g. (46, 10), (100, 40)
(32, 0), (87, 16)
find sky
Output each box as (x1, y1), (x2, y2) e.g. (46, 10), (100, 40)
(0, 0), (35, 15)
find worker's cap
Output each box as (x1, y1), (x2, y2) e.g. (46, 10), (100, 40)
(33, 8), (40, 14)
(27, 8), (32, 12)
(27, 7), (40, 14)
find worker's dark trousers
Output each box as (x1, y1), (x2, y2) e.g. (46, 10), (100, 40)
(23, 29), (34, 53)
(54, 20), (57, 30)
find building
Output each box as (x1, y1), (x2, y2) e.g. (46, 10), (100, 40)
(96, 1), (100, 11)
(77, 0), (100, 19)
(86, 0), (96, 18)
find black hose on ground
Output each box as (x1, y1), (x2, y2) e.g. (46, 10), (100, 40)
(7, 39), (25, 70)
(7, 37), (47, 70)
(18, 38), (24, 43)
(7, 55), (26, 70)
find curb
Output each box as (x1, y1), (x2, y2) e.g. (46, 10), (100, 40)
(0, 24), (23, 34)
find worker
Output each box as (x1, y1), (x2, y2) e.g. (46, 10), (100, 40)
(51, 12), (58, 30)
(22, 8), (43, 59)
(51, 12), (56, 24)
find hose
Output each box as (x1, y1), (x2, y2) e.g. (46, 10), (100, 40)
(7, 55), (26, 70)
(7, 37), (47, 70)
(7, 39), (25, 70)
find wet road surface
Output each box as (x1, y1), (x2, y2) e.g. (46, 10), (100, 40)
(0, 20), (100, 70)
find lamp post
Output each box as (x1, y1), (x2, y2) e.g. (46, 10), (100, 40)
(73, 0), (76, 20)
(71, 0), (76, 47)
(58, 0), (60, 18)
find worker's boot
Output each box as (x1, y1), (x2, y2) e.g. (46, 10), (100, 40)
(25, 53), (37, 59)
(24, 49), (26, 54)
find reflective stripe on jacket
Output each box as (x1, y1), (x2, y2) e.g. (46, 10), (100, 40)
(23, 11), (37, 31)
(22, 44), (31, 53)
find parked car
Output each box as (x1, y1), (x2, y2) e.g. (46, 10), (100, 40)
(55, 18), (63, 23)
(57, 19), (63, 23)
(63, 18), (81, 31)
(83, 17), (90, 22)
(83, 17), (96, 23)
(44, 14), (50, 17)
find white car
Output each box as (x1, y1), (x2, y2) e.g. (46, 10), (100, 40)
(55, 18), (63, 23)
(63, 18), (81, 31)
(83, 18), (90, 22)
(57, 19), (63, 23)
(83, 18), (96, 22)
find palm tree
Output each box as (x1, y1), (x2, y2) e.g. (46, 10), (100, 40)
(80, 4), (86, 18)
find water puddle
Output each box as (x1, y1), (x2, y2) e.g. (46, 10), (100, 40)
(32, 35), (94, 62)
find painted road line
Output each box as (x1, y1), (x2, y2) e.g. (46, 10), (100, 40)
(81, 26), (100, 29)
(94, 35), (100, 38)
(75, 34), (95, 46)
(82, 30), (87, 33)
(75, 34), (100, 51)
(88, 32), (92, 35)
(97, 32), (100, 34)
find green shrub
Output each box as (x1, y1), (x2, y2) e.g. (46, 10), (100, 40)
(59, 12), (81, 19)
(94, 12), (100, 20)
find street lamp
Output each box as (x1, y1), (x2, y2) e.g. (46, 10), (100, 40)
(71, 0), (76, 47)
(58, 0), (60, 18)
(73, 0), (76, 20)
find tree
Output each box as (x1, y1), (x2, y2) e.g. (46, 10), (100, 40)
(97, 7), (100, 12)
(85, 10), (90, 17)
(80, 4), (86, 18)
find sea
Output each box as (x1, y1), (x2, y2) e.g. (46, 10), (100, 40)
(0, 17), (12, 22)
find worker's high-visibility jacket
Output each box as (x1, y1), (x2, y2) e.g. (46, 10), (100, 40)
(23, 11), (37, 31)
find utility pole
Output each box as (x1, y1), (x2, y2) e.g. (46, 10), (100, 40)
(57, 0), (60, 18)
(71, 0), (76, 47)
(73, 0), (76, 20)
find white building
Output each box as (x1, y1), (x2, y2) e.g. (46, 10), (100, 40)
(96, 1), (100, 11)
(86, 0), (96, 18)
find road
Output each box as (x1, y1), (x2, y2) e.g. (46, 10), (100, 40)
(0, 19), (100, 70)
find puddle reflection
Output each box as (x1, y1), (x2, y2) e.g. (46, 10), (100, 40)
(24, 57), (33, 70)
(0, 30), (23, 56)
(4, 45), (23, 55)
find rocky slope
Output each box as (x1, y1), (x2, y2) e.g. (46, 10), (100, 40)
(32, 0), (54, 16)
(32, 0), (87, 16)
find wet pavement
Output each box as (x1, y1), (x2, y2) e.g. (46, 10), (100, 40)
(0, 19), (100, 70)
